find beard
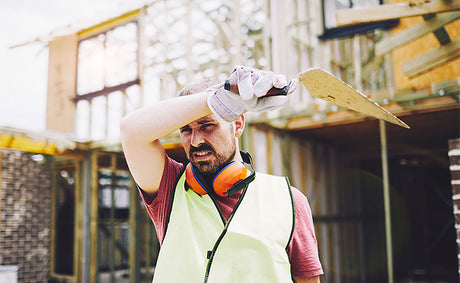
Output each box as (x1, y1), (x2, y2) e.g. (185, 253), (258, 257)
(188, 142), (237, 178)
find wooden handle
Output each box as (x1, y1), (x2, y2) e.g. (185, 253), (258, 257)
(224, 80), (289, 96)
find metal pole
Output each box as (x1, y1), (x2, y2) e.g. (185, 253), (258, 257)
(379, 120), (394, 283)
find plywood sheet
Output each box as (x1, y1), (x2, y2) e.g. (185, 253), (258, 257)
(46, 34), (78, 133)
(388, 2), (460, 90)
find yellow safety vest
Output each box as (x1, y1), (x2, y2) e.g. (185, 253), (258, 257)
(152, 171), (295, 283)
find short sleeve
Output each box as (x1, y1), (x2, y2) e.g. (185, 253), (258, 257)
(287, 187), (324, 278)
(138, 154), (183, 243)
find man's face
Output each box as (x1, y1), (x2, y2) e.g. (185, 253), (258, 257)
(179, 114), (242, 177)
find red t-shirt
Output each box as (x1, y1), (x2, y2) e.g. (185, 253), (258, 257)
(139, 155), (323, 278)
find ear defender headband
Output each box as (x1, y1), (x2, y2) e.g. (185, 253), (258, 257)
(185, 151), (255, 197)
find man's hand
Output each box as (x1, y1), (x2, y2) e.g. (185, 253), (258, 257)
(207, 65), (297, 122)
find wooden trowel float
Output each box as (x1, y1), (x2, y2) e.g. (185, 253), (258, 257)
(298, 68), (410, 129)
(225, 68), (410, 129)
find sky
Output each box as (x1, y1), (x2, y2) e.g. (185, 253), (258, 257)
(0, 0), (149, 132)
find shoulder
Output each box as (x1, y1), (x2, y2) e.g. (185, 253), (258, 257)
(254, 171), (290, 184)
(255, 173), (307, 204)
(287, 186), (324, 277)
(252, 172), (292, 198)
(290, 186), (314, 221)
(290, 186), (310, 205)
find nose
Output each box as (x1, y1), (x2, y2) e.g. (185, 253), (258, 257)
(190, 130), (205, 147)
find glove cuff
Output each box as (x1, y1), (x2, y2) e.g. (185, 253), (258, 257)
(207, 89), (245, 122)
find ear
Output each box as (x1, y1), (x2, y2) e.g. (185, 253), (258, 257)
(234, 115), (245, 138)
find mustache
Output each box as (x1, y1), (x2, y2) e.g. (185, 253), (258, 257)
(189, 143), (215, 155)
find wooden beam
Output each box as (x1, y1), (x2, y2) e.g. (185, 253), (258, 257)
(422, 14), (452, 45)
(402, 36), (460, 78)
(336, 0), (460, 27)
(0, 134), (59, 155)
(362, 54), (384, 79)
(73, 79), (140, 102)
(77, 9), (140, 40)
(89, 152), (99, 283)
(129, 166), (140, 283)
(73, 160), (82, 282)
(46, 34), (78, 133)
(375, 11), (460, 56)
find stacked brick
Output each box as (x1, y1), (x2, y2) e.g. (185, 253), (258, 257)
(449, 138), (460, 277)
(0, 149), (52, 282)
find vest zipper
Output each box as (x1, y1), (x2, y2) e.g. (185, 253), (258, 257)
(203, 184), (249, 283)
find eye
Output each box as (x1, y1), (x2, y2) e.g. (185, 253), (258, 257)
(201, 123), (215, 131)
(179, 126), (192, 134)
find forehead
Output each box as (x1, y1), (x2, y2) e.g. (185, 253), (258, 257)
(186, 114), (224, 127)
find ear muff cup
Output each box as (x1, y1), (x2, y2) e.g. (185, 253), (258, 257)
(212, 162), (248, 197)
(185, 162), (248, 197)
(185, 163), (208, 196)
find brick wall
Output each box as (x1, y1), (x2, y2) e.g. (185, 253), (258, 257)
(449, 138), (460, 277)
(0, 149), (52, 282)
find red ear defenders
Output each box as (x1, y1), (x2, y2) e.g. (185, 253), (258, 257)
(185, 151), (255, 197)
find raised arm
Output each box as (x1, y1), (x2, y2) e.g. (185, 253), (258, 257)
(120, 66), (296, 198)
(120, 91), (212, 196)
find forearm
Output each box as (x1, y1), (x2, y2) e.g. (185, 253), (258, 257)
(120, 90), (212, 194)
(120, 91), (212, 143)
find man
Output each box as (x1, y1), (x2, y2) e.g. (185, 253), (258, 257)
(120, 66), (323, 282)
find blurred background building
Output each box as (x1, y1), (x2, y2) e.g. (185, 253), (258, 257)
(0, 0), (459, 282)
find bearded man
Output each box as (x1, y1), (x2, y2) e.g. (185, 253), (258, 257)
(120, 66), (323, 282)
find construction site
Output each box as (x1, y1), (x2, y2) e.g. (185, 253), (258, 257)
(0, 0), (459, 282)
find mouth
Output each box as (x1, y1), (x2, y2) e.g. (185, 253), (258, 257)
(189, 143), (215, 162)
(192, 150), (213, 161)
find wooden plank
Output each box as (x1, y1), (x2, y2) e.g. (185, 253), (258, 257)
(73, 160), (82, 282)
(77, 9), (140, 40)
(362, 54), (384, 79)
(129, 165), (140, 283)
(336, 0), (460, 27)
(423, 14), (452, 45)
(353, 35), (363, 90)
(402, 36), (460, 78)
(109, 155), (116, 282)
(46, 34), (78, 133)
(89, 152), (99, 283)
(375, 11), (460, 56)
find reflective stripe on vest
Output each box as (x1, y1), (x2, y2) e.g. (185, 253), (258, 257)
(153, 171), (294, 283)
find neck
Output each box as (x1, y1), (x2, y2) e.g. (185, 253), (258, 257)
(233, 150), (243, 163)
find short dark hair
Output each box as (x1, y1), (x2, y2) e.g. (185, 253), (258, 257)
(178, 78), (219, 96)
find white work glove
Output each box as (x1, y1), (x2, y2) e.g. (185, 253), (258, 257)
(207, 65), (298, 122)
